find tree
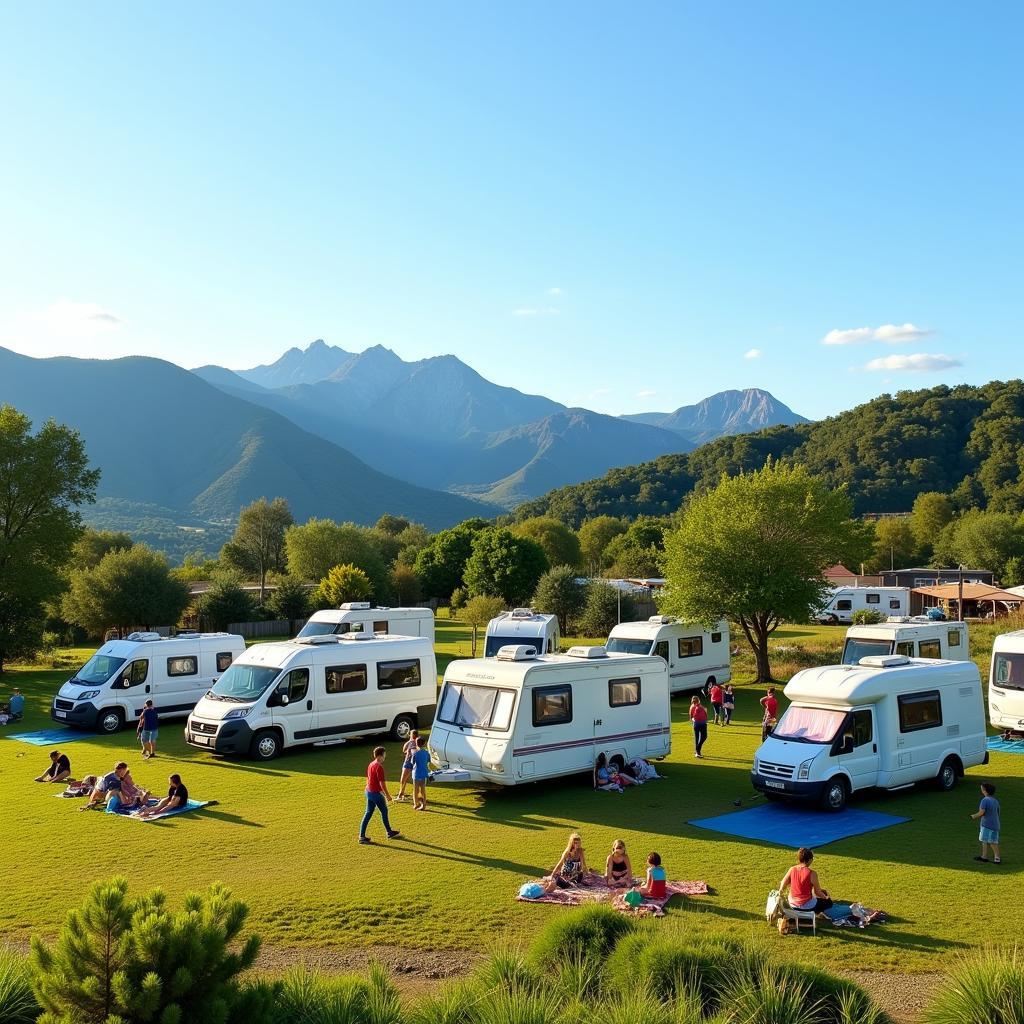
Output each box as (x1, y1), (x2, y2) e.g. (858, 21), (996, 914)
(62, 545), (191, 638)
(464, 528), (549, 605)
(934, 509), (1024, 581)
(532, 566), (586, 633)
(870, 517), (918, 572)
(194, 578), (255, 632)
(602, 517), (668, 577)
(910, 491), (954, 556)
(30, 876), (270, 1024)
(660, 462), (869, 683)
(0, 406), (99, 672)
(391, 564), (422, 606)
(461, 594), (505, 656)
(579, 581), (635, 637)
(71, 530), (134, 570)
(375, 514), (411, 536)
(266, 575), (311, 627)
(512, 517), (582, 569)
(578, 516), (627, 574)
(284, 519), (391, 601)
(314, 564), (372, 607)
(221, 497), (293, 603)
(413, 518), (490, 602)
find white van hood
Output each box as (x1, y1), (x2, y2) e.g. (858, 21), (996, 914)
(59, 680), (104, 699)
(755, 735), (827, 768)
(190, 694), (250, 722)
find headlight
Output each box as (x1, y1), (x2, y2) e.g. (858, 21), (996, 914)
(752, 758), (759, 774)
(798, 758), (814, 780)
(991, 702), (1001, 713)
(224, 707), (252, 720)
(77, 690), (100, 700)
(484, 762), (504, 773)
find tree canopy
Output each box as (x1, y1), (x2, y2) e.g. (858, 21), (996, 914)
(221, 497), (293, 601)
(464, 527), (548, 605)
(284, 519), (390, 601)
(511, 517), (582, 570)
(413, 518), (490, 602)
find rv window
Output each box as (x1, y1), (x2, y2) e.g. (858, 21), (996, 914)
(210, 664), (280, 701)
(653, 640), (669, 661)
(74, 654), (127, 685)
(533, 685), (572, 727)
(773, 706), (845, 744)
(295, 621), (338, 638)
(167, 656), (198, 677)
(678, 637), (703, 658)
(125, 660), (149, 687)
(852, 709), (873, 747)
(836, 600), (852, 611)
(280, 668), (309, 702)
(605, 637), (653, 656)
(438, 682), (460, 721)
(994, 654), (1024, 690)
(373, 621), (388, 633)
(866, 593), (880, 604)
(918, 640), (941, 660)
(326, 664), (368, 694)
(609, 677), (641, 707)
(216, 652), (234, 673)
(897, 690), (943, 733)
(841, 638), (891, 665)
(889, 599), (901, 609)
(896, 642), (915, 657)
(711, 632), (722, 644)
(947, 630), (961, 648)
(437, 683), (516, 731)
(378, 659), (422, 690)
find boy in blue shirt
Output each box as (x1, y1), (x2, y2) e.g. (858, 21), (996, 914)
(971, 781), (1001, 864)
(9, 689), (25, 720)
(412, 735), (433, 811)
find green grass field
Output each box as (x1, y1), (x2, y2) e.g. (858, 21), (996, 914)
(1, 618), (1019, 975)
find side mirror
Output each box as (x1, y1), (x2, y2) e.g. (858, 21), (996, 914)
(280, 694), (289, 706)
(841, 736), (855, 755)
(122, 677), (131, 689)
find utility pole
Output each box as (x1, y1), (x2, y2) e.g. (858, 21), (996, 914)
(958, 564), (964, 622)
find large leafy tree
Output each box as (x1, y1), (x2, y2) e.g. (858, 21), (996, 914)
(511, 517), (582, 570)
(933, 509), (1024, 582)
(413, 518), (490, 602)
(0, 406), (99, 672)
(71, 530), (134, 570)
(870, 516), (918, 572)
(221, 497), (293, 603)
(577, 516), (627, 573)
(579, 581), (635, 637)
(532, 565), (586, 634)
(314, 564), (372, 607)
(284, 518), (391, 601)
(910, 491), (954, 558)
(660, 461), (870, 683)
(464, 527), (548, 605)
(194, 578), (255, 632)
(460, 594), (505, 657)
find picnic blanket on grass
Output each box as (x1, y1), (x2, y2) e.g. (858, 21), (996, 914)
(6, 728), (89, 746)
(105, 799), (212, 821)
(515, 871), (707, 917)
(821, 902), (889, 928)
(986, 736), (1024, 755)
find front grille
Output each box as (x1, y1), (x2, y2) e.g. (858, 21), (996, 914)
(55, 699), (74, 711)
(759, 761), (794, 780)
(191, 720), (218, 735)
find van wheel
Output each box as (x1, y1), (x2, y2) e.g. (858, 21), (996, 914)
(251, 730), (281, 761)
(390, 715), (415, 742)
(828, 614), (839, 625)
(820, 778), (848, 812)
(610, 755), (626, 773)
(98, 709), (124, 734)
(936, 757), (961, 792)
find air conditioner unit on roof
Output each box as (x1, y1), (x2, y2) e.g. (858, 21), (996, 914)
(496, 644), (539, 661)
(340, 629), (376, 641)
(648, 615), (673, 624)
(859, 655), (911, 668)
(126, 631), (162, 642)
(296, 635), (343, 646)
(510, 608), (536, 619)
(567, 645), (607, 659)
(339, 602), (372, 610)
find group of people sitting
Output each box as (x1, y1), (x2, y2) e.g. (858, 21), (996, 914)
(593, 753), (660, 792)
(0, 688), (25, 724)
(541, 831), (667, 903)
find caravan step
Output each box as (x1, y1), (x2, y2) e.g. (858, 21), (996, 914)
(313, 739), (347, 747)
(430, 768), (472, 783)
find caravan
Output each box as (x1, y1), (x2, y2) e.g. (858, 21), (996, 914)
(988, 629), (1024, 734)
(51, 632), (246, 734)
(484, 609), (560, 657)
(297, 603), (434, 642)
(428, 645), (671, 786)
(814, 587), (910, 624)
(605, 617), (730, 695)
(841, 620), (969, 665)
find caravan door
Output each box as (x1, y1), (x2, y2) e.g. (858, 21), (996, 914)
(270, 667), (317, 743)
(837, 708), (879, 790)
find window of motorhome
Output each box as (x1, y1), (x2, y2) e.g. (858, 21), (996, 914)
(605, 637), (652, 656)
(947, 630), (962, 648)
(296, 621), (338, 638)
(75, 654), (126, 685)
(896, 642), (915, 657)
(852, 710), (872, 746)
(898, 690), (942, 732)
(836, 600), (852, 611)
(711, 631), (722, 644)
(919, 640), (941, 659)
(281, 668), (309, 702)
(326, 664), (367, 694)
(533, 685), (572, 726)
(994, 654), (1024, 689)
(216, 652), (234, 672)
(609, 677), (641, 707)
(125, 661), (149, 687)
(377, 659), (422, 690)
(210, 664), (279, 701)
(842, 637), (891, 665)
(373, 620), (388, 633)
(168, 656), (198, 677)
(485, 636), (540, 657)
(889, 599), (902, 609)
(438, 682), (516, 730)
(678, 637), (703, 658)
(653, 640), (669, 660)
(773, 706), (845, 743)
(866, 593), (880, 604)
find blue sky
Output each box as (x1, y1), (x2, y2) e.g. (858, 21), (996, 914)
(0, 3), (1019, 420)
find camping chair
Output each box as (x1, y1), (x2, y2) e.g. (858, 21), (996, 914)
(765, 889), (818, 936)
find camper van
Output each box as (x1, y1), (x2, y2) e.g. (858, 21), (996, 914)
(185, 633), (436, 760)
(428, 645), (671, 787)
(51, 632), (246, 734)
(297, 603), (434, 642)
(814, 587), (910, 625)
(605, 617), (730, 695)
(751, 656), (988, 810)
(842, 620), (969, 665)
(484, 609), (560, 657)
(988, 629), (1024, 734)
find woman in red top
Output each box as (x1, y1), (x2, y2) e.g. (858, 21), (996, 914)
(689, 695), (709, 758)
(779, 847), (833, 912)
(359, 746), (401, 844)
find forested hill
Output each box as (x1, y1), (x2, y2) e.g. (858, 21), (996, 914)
(513, 381), (1024, 527)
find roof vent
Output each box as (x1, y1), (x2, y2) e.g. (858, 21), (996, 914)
(495, 644), (539, 661)
(509, 608), (536, 619)
(340, 629), (376, 641)
(648, 615), (673, 624)
(296, 635), (343, 646)
(125, 631), (162, 642)
(859, 655), (911, 668)
(339, 602), (372, 610)
(174, 630), (200, 638)
(886, 616), (911, 623)
(567, 645), (608, 659)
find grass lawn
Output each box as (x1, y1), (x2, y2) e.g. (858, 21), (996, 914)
(1, 617), (1018, 975)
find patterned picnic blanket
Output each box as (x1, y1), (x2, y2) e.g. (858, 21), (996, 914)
(515, 871), (708, 917)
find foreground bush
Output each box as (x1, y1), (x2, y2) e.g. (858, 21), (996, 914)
(0, 948), (38, 1024)
(276, 964), (400, 1024)
(527, 904), (636, 972)
(924, 947), (1024, 1024)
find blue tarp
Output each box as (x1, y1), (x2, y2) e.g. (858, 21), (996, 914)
(107, 799), (211, 822)
(986, 736), (1024, 755)
(5, 729), (89, 746)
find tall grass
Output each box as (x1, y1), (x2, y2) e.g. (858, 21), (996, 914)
(0, 949), (38, 1024)
(923, 947), (1024, 1024)
(275, 965), (400, 1024)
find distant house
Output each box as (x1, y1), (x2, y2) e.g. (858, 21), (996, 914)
(881, 568), (995, 589)
(824, 564), (883, 587)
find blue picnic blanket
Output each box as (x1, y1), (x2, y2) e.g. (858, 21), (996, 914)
(107, 799), (211, 822)
(5, 729), (89, 746)
(986, 736), (1024, 755)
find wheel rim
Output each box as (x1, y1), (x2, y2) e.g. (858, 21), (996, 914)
(942, 765), (956, 788)
(827, 784), (844, 809)
(101, 713), (120, 732)
(395, 719), (411, 740)
(258, 736), (277, 758)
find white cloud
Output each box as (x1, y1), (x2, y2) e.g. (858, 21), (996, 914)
(822, 322), (932, 346)
(547, 287), (562, 296)
(864, 353), (962, 372)
(23, 299), (127, 336)
(635, 389), (658, 399)
(744, 348), (762, 360)
(513, 307), (559, 317)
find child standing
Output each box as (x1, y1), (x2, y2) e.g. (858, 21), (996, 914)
(359, 746), (400, 844)
(971, 782), (1001, 864)
(709, 681), (725, 725)
(411, 735), (432, 811)
(760, 687), (778, 742)
(723, 684), (736, 725)
(396, 729), (419, 801)
(137, 700), (159, 759)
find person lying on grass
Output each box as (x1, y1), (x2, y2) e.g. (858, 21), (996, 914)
(134, 774), (189, 819)
(541, 832), (589, 892)
(35, 750), (72, 783)
(605, 839), (633, 888)
(81, 762), (130, 811)
(779, 847), (833, 912)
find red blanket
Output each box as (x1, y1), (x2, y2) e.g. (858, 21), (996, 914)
(516, 871), (708, 917)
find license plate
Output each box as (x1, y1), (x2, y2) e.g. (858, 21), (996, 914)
(765, 780), (785, 790)
(55, 710), (67, 719)
(193, 736), (210, 745)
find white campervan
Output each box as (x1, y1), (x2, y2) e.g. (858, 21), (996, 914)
(296, 603), (435, 642)
(186, 632), (437, 760)
(605, 616), (730, 695)
(988, 629), (1024, 734)
(814, 587), (910, 624)
(484, 608), (560, 658)
(51, 632), (246, 734)
(842, 620), (969, 665)
(428, 645), (671, 787)
(751, 656), (988, 810)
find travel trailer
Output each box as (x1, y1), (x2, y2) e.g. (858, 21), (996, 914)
(428, 645), (671, 786)
(51, 632), (246, 734)
(186, 633), (436, 760)
(296, 603), (434, 642)
(841, 620), (969, 665)
(988, 629), (1024, 734)
(751, 656), (987, 810)
(605, 616), (730, 694)
(484, 609), (560, 657)
(814, 587), (910, 624)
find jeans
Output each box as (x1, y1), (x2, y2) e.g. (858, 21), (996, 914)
(724, 703), (734, 724)
(712, 701), (724, 723)
(693, 721), (708, 755)
(360, 791), (393, 837)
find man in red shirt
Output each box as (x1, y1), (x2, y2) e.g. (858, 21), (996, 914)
(708, 682), (725, 725)
(359, 746), (400, 844)
(760, 687), (778, 742)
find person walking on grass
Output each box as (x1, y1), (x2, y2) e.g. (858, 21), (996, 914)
(709, 681), (725, 725)
(760, 686), (778, 742)
(396, 729), (419, 801)
(689, 695), (709, 759)
(359, 746), (400, 844)
(412, 735), (432, 811)
(971, 781), (1001, 864)
(137, 699), (159, 759)
(723, 684), (736, 725)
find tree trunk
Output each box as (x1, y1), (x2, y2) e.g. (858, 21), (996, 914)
(740, 615), (774, 684)
(471, 624), (478, 657)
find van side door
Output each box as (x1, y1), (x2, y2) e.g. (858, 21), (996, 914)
(164, 652), (202, 715)
(270, 667), (315, 744)
(318, 662), (375, 737)
(119, 659), (150, 716)
(837, 708), (879, 790)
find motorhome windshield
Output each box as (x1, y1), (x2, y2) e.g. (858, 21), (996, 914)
(485, 635), (541, 657)
(841, 637), (893, 665)
(994, 653), (1024, 691)
(209, 664), (281, 702)
(772, 706), (846, 744)
(438, 682), (516, 731)
(604, 637), (652, 656)
(73, 654), (127, 685)
(296, 620), (363, 638)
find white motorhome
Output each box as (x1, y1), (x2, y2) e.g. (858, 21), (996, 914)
(814, 587), (910, 625)
(605, 616), (730, 694)
(51, 632), (246, 734)
(988, 629), (1024, 734)
(842, 619), (969, 665)
(428, 645), (671, 787)
(484, 609), (560, 657)
(751, 656), (988, 810)
(296, 603), (435, 642)
(186, 633), (436, 760)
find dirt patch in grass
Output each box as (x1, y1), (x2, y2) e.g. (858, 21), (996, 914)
(839, 970), (945, 1023)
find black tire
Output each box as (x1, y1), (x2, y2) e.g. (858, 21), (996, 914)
(936, 756), (960, 792)
(390, 714), (415, 742)
(97, 708), (124, 734)
(250, 729), (281, 761)
(610, 755), (625, 773)
(820, 777), (848, 813)
(828, 614), (839, 625)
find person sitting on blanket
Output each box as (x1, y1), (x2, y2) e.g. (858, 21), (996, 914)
(779, 847), (833, 913)
(62, 775), (98, 797)
(594, 752), (636, 791)
(541, 832), (589, 892)
(635, 851), (667, 900)
(5, 688), (25, 721)
(134, 773), (189, 819)
(605, 839), (634, 888)
(35, 749), (72, 784)
(106, 768), (152, 813)
(81, 762), (130, 811)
